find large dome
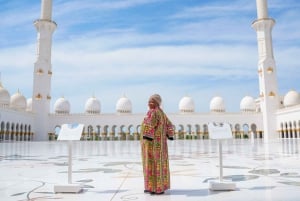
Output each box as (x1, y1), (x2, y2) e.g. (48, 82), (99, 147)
(0, 83), (10, 107)
(10, 91), (26, 110)
(85, 96), (101, 114)
(240, 96), (256, 112)
(210, 96), (225, 112)
(54, 97), (70, 114)
(179, 96), (195, 113)
(283, 90), (300, 107)
(116, 95), (132, 114)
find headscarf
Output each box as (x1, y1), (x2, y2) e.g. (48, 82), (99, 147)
(149, 94), (162, 106)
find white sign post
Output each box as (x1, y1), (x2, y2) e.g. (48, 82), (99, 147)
(54, 124), (84, 193)
(208, 122), (236, 191)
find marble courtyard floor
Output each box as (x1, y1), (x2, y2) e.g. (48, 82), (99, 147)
(0, 139), (300, 201)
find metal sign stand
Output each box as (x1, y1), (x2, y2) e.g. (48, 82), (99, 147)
(208, 122), (236, 191)
(54, 124), (84, 193)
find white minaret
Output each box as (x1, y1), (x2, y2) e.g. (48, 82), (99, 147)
(32, 0), (56, 140)
(252, 0), (279, 141)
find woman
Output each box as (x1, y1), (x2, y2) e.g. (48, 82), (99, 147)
(140, 94), (174, 195)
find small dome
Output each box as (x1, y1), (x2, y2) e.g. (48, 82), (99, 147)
(283, 90), (300, 107)
(179, 96), (195, 113)
(240, 96), (256, 112)
(210, 96), (225, 112)
(10, 91), (26, 110)
(85, 96), (101, 114)
(54, 97), (70, 114)
(0, 83), (10, 107)
(116, 95), (132, 114)
(26, 98), (32, 111)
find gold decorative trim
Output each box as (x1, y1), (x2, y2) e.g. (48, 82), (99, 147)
(267, 67), (273, 73)
(269, 91), (275, 97)
(37, 69), (44, 74)
(48, 70), (52, 75)
(35, 93), (42, 100)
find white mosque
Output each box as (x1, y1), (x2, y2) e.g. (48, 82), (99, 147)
(0, 0), (300, 142)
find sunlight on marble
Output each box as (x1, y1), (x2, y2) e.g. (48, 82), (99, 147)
(0, 139), (299, 201)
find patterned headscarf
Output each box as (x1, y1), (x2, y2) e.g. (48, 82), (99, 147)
(149, 94), (162, 106)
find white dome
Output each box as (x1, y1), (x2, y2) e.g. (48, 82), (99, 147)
(85, 96), (101, 114)
(26, 98), (32, 111)
(210, 96), (225, 112)
(116, 96), (132, 114)
(10, 91), (26, 110)
(0, 83), (10, 107)
(179, 96), (195, 113)
(240, 96), (256, 112)
(283, 90), (300, 107)
(54, 97), (70, 114)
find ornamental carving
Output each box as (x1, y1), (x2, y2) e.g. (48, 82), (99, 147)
(267, 67), (273, 73)
(37, 69), (44, 74)
(269, 91), (275, 97)
(35, 93), (42, 100)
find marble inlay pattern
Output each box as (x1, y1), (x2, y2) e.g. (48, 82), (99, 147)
(0, 139), (300, 201)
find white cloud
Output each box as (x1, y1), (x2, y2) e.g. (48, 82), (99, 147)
(0, 0), (300, 114)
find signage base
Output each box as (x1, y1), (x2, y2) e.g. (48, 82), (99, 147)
(54, 184), (82, 193)
(209, 181), (236, 191)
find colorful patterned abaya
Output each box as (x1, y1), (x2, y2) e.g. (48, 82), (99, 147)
(141, 107), (174, 194)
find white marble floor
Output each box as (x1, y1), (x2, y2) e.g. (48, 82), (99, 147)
(0, 139), (300, 201)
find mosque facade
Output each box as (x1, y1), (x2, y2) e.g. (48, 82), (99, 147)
(1, 0), (300, 142)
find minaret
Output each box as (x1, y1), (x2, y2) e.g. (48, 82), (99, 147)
(252, 0), (279, 141)
(32, 0), (56, 140)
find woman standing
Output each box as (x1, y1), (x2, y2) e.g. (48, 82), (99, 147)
(140, 94), (174, 195)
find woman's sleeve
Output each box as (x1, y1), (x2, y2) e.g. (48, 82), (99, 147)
(166, 117), (175, 138)
(142, 110), (158, 140)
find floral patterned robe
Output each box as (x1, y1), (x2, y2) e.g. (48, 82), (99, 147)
(140, 107), (174, 193)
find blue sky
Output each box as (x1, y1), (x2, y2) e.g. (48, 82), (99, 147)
(0, 0), (300, 114)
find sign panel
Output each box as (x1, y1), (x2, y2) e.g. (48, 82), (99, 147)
(208, 122), (233, 140)
(57, 124), (84, 141)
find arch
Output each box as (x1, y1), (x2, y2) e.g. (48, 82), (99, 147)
(100, 125), (109, 140)
(289, 121), (293, 138)
(0, 121), (5, 140)
(195, 124), (201, 139)
(284, 122), (288, 138)
(234, 124), (241, 138)
(177, 124), (185, 139)
(86, 125), (93, 140)
(293, 121), (297, 138)
(251, 124), (258, 138)
(117, 125), (125, 140)
(95, 125), (101, 140)
(242, 124), (249, 139)
(203, 124), (208, 139)
(280, 122), (284, 138)
(195, 124), (200, 133)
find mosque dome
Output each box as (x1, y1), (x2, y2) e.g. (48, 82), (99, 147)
(0, 83), (10, 107)
(26, 98), (32, 111)
(54, 97), (70, 114)
(179, 96), (195, 113)
(210, 96), (225, 112)
(283, 90), (300, 107)
(85, 96), (101, 114)
(116, 95), (132, 114)
(10, 91), (26, 110)
(240, 96), (256, 112)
